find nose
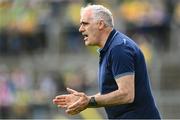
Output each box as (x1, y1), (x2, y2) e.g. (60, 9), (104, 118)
(79, 25), (84, 33)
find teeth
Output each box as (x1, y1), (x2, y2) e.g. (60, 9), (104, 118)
(84, 35), (88, 40)
(82, 33), (88, 37)
(82, 33), (88, 40)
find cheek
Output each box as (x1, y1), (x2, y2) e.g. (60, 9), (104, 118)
(89, 27), (97, 36)
(87, 26), (99, 43)
(88, 33), (96, 43)
(92, 31), (98, 41)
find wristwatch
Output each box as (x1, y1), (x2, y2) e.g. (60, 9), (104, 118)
(88, 96), (97, 107)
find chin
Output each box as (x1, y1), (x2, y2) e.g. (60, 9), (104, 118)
(85, 41), (90, 46)
(85, 41), (96, 46)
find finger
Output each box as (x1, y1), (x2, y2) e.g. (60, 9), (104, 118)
(67, 93), (85, 109)
(53, 99), (60, 104)
(58, 104), (67, 108)
(66, 88), (78, 94)
(66, 108), (80, 115)
(53, 99), (67, 105)
(53, 98), (66, 103)
(53, 100), (66, 105)
(55, 95), (67, 99)
(67, 100), (80, 109)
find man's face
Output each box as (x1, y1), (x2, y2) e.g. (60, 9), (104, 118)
(79, 9), (100, 46)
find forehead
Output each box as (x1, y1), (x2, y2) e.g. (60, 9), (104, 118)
(80, 9), (93, 22)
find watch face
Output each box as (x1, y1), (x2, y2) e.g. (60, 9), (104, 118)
(88, 97), (97, 107)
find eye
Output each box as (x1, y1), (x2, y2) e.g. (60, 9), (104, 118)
(80, 22), (89, 26)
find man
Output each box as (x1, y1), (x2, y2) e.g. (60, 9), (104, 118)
(53, 4), (161, 119)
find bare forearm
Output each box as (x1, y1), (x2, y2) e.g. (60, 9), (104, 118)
(89, 76), (134, 107)
(95, 89), (134, 107)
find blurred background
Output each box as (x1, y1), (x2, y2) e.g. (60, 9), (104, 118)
(0, 0), (180, 119)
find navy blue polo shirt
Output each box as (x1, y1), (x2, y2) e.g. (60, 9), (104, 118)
(98, 29), (160, 119)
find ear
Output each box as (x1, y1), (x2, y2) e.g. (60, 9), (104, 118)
(98, 20), (106, 30)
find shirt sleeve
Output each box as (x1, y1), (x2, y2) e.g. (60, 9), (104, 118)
(110, 45), (135, 79)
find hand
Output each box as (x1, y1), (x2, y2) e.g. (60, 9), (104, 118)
(53, 88), (80, 108)
(65, 89), (90, 115)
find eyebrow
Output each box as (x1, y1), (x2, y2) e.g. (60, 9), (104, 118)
(80, 21), (89, 25)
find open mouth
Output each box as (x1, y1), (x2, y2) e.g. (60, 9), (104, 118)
(83, 34), (88, 41)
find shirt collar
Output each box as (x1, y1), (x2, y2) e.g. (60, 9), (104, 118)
(98, 29), (116, 54)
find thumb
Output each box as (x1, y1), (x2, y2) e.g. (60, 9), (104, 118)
(66, 87), (78, 94)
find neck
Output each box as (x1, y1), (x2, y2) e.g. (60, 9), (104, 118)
(99, 27), (113, 48)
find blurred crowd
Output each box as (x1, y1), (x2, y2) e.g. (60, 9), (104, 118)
(0, 0), (180, 119)
(0, 64), (96, 119)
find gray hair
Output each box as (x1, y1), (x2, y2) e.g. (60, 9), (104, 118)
(81, 4), (114, 27)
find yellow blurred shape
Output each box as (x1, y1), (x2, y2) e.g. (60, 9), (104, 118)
(53, 114), (69, 120)
(120, 1), (150, 22)
(67, 3), (82, 25)
(139, 41), (152, 66)
(80, 108), (103, 119)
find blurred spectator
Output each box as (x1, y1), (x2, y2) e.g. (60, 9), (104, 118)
(64, 72), (85, 92)
(0, 28), (8, 55)
(65, 23), (85, 53)
(0, 0), (12, 55)
(39, 72), (58, 99)
(119, 0), (170, 51)
(170, 1), (180, 51)
(0, 65), (13, 118)
(32, 72), (56, 119)
(10, 67), (32, 118)
(49, 71), (66, 94)
(31, 71), (66, 119)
